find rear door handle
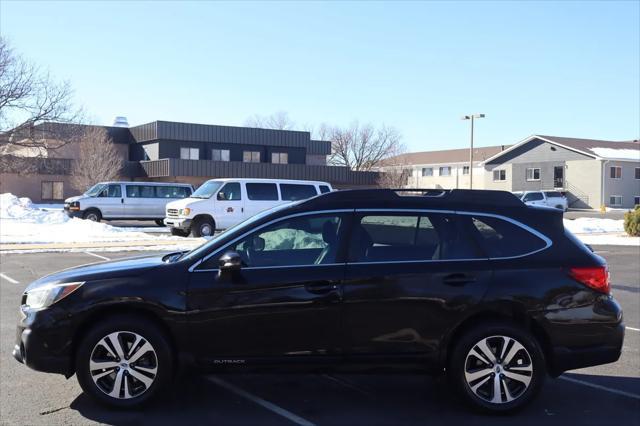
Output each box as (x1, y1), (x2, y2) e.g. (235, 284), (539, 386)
(443, 273), (476, 286)
(305, 282), (339, 295)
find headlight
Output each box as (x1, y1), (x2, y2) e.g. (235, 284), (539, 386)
(69, 201), (80, 211)
(25, 282), (84, 309)
(180, 208), (191, 216)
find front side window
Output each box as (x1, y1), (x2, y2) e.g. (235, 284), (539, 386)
(280, 184), (317, 201)
(180, 147), (199, 160)
(439, 166), (451, 176)
(41, 181), (64, 200)
(217, 182), (241, 201)
(422, 167), (433, 177)
(212, 149), (230, 162)
(526, 168), (541, 181)
(609, 195), (623, 206)
(523, 192), (544, 202)
(271, 152), (288, 164)
(610, 166), (622, 179)
(224, 214), (344, 267)
(243, 151), (261, 163)
(349, 213), (482, 262)
(493, 169), (507, 181)
(100, 184), (122, 198)
(246, 183), (279, 200)
(466, 215), (547, 258)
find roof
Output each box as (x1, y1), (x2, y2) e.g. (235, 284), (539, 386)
(203, 178), (331, 185)
(384, 145), (510, 166)
(484, 135), (640, 163)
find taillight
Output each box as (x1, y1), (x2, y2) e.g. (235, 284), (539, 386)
(569, 266), (610, 294)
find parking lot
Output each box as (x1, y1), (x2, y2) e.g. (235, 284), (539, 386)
(1, 247), (638, 425)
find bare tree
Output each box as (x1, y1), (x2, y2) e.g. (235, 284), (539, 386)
(377, 157), (412, 188)
(70, 127), (123, 192)
(328, 122), (405, 172)
(0, 37), (82, 156)
(244, 111), (295, 130)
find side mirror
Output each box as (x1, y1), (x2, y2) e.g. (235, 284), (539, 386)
(219, 251), (242, 271)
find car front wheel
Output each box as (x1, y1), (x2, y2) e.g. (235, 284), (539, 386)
(448, 322), (546, 413)
(75, 315), (173, 408)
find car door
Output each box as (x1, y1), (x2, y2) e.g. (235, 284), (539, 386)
(123, 184), (156, 218)
(96, 184), (124, 218)
(244, 182), (283, 218)
(213, 182), (245, 229)
(186, 211), (350, 363)
(341, 210), (492, 365)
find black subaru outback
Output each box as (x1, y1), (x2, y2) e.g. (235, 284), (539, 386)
(13, 189), (623, 412)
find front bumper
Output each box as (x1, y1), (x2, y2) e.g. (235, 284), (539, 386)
(63, 207), (84, 218)
(13, 305), (74, 376)
(164, 217), (192, 230)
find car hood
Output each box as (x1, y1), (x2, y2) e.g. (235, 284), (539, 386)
(64, 195), (87, 203)
(25, 254), (167, 292)
(166, 197), (210, 210)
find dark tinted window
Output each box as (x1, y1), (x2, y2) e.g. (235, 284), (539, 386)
(280, 184), (317, 201)
(126, 185), (154, 198)
(156, 186), (190, 198)
(349, 214), (482, 262)
(217, 183), (241, 201)
(523, 192), (544, 202)
(544, 191), (563, 198)
(319, 185), (331, 194)
(468, 215), (546, 258)
(246, 183), (278, 200)
(105, 184), (121, 198)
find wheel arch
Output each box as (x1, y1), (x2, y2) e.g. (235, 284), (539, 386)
(83, 207), (102, 219)
(192, 214), (215, 227)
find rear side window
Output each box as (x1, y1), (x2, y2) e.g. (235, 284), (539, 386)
(280, 184), (317, 201)
(156, 186), (190, 198)
(468, 215), (547, 258)
(246, 183), (279, 201)
(544, 191), (562, 198)
(319, 185), (331, 194)
(126, 185), (154, 198)
(349, 214), (483, 262)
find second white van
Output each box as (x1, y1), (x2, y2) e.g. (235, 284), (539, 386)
(164, 178), (333, 237)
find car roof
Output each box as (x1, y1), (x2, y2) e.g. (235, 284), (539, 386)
(100, 181), (192, 186)
(205, 178), (331, 185)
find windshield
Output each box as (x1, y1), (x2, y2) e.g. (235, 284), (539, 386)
(180, 201), (303, 262)
(191, 181), (223, 199)
(85, 183), (107, 197)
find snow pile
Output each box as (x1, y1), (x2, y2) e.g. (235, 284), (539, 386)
(563, 217), (624, 234)
(590, 147), (639, 161)
(0, 193), (199, 246)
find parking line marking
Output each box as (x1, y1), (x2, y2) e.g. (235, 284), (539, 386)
(0, 273), (19, 284)
(322, 374), (375, 398)
(559, 376), (640, 400)
(206, 376), (315, 426)
(83, 251), (111, 261)
(626, 327), (640, 332)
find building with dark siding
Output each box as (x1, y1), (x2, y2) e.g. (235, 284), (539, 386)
(1, 120), (380, 202)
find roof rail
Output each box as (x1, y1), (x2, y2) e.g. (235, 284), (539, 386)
(316, 188), (523, 207)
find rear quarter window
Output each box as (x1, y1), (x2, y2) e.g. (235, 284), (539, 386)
(280, 184), (317, 201)
(467, 215), (548, 258)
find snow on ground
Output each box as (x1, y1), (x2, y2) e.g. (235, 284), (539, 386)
(0, 193), (200, 246)
(564, 217), (639, 246)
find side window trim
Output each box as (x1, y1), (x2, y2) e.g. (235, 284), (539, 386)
(189, 209), (355, 272)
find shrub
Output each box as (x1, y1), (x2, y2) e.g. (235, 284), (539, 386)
(623, 205), (640, 237)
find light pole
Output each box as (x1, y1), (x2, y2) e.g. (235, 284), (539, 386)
(461, 113), (485, 189)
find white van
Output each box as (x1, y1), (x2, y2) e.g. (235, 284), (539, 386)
(165, 178), (333, 237)
(64, 181), (194, 224)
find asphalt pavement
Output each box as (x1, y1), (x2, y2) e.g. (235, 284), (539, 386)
(0, 247), (638, 425)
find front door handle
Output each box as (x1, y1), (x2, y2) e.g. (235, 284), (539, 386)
(305, 282), (339, 295)
(443, 273), (476, 286)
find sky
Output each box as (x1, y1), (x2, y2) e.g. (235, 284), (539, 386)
(1, 1), (638, 152)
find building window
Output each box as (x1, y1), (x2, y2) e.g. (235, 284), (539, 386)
(439, 166), (451, 176)
(526, 168), (541, 181)
(493, 169), (507, 181)
(271, 152), (288, 164)
(609, 195), (623, 206)
(610, 166), (622, 179)
(635, 168), (640, 180)
(180, 147), (199, 160)
(243, 151), (261, 163)
(635, 196), (640, 206)
(462, 166), (470, 175)
(41, 181), (64, 200)
(212, 149), (230, 162)
(421, 167), (433, 177)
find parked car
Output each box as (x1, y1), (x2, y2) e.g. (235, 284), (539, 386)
(14, 189), (623, 412)
(513, 190), (568, 211)
(64, 182), (194, 225)
(164, 178), (333, 237)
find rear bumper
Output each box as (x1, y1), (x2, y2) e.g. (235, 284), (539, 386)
(165, 217), (192, 230)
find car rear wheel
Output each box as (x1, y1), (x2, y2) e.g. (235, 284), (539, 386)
(191, 217), (215, 237)
(83, 209), (102, 222)
(448, 322), (545, 413)
(76, 315), (173, 408)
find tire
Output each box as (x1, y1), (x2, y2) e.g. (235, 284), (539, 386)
(75, 315), (173, 409)
(447, 321), (546, 413)
(170, 228), (189, 237)
(83, 209), (102, 222)
(191, 217), (215, 238)
(155, 219), (165, 227)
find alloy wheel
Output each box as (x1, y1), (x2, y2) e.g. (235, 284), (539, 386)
(89, 331), (158, 399)
(463, 335), (533, 404)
